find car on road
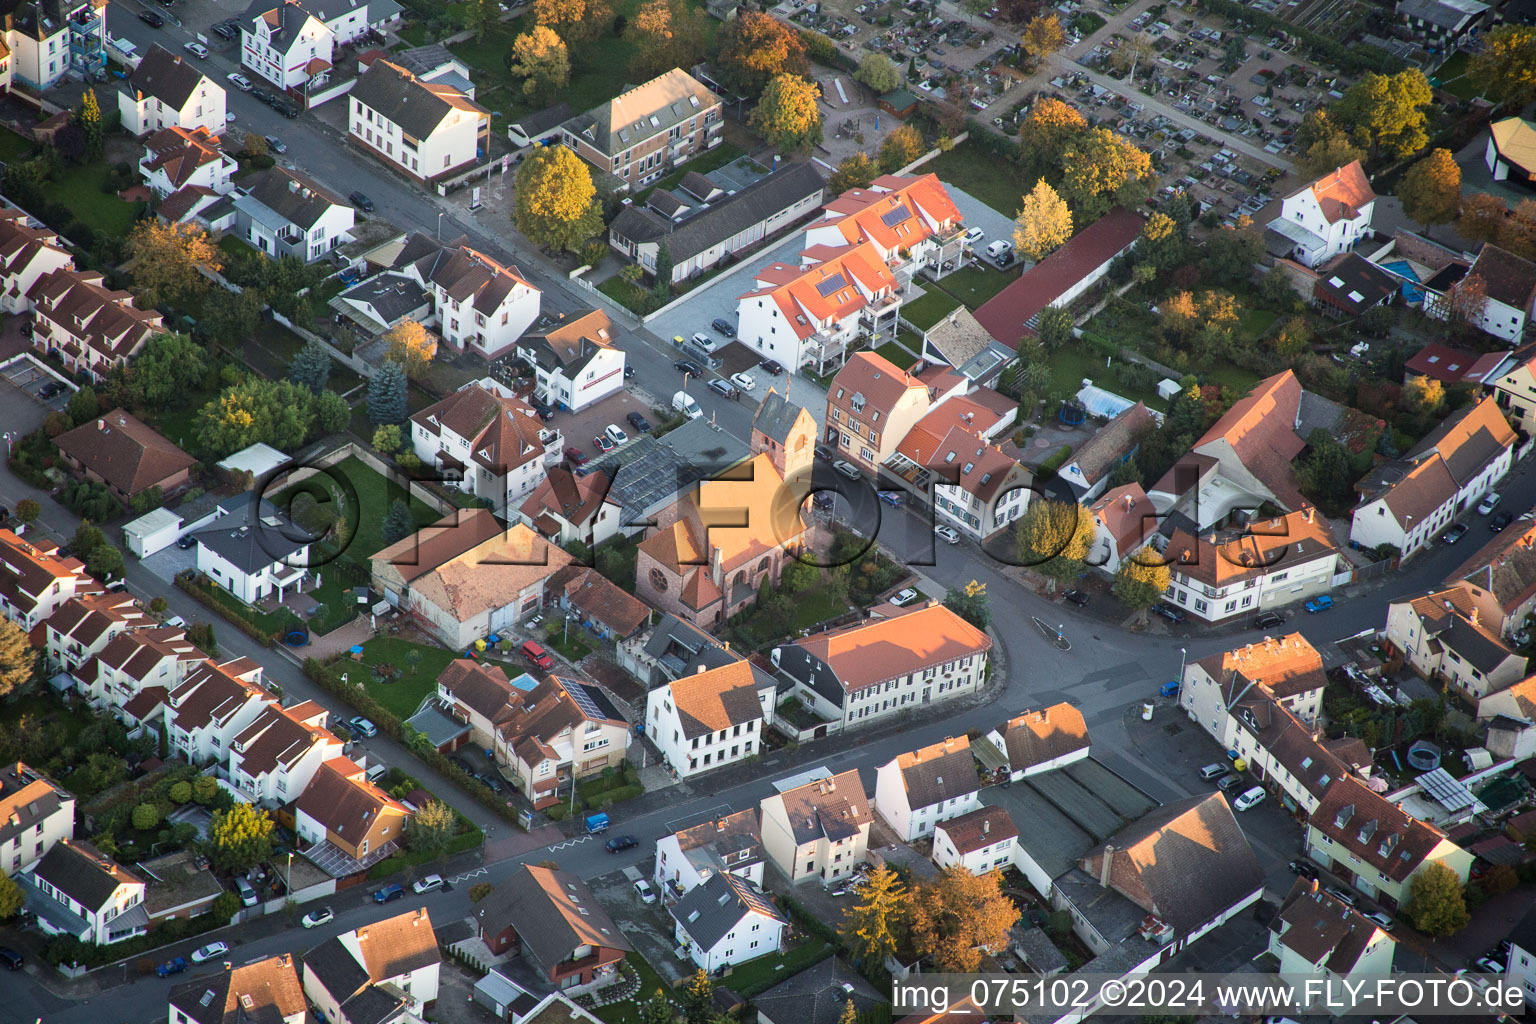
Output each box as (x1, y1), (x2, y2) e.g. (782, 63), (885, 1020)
(227, 72), (253, 91)
(565, 446), (588, 466)
(1304, 595), (1334, 613)
(1154, 602), (1185, 623)
(1233, 786), (1266, 811)
(301, 907), (334, 928)
(1325, 885), (1356, 906)
(373, 884), (406, 903)
(1252, 611), (1284, 629)
(349, 716), (377, 738)
(1362, 910), (1394, 931)
(633, 879), (656, 903)
(892, 588), (919, 606)
(1288, 859), (1318, 880)
(1443, 522), (1469, 544)
(1063, 589), (1088, 607)
(605, 834), (639, 853)
(349, 191), (376, 212)
(758, 358), (785, 376)
(878, 490), (903, 508)
(674, 358), (704, 377)
(155, 957), (187, 977)
(184, 41), (209, 58)
(226, 112), (238, 124)
(273, 100), (300, 118)
(251, 88), (275, 106)
(626, 411), (651, 432)
(730, 371), (756, 392)
(190, 942), (230, 963)
(138, 10), (164, 26)
(604, 424), (628, 446)
(935, 524), (961, 545)
(0, 947), (23, 970)
(412, 874), (445, 895)
(1479, 492), (1502, 515)
(711, 318), (735, 337)
(1491, 510), (1514, 532)
(265, 135), (287, 154)
(1475, 957), (1506, 974)
(833, 459), (860, 480)
(593, 434), (615, 454)
(707, 379), (739, 400)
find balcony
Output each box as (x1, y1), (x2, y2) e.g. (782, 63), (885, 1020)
(538, 427), (563, 465)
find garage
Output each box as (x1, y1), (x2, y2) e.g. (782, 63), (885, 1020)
(123, 507), (184, 559)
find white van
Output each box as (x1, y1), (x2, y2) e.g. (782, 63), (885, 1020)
(985, 239), (1012, 261)
(235, 875), (258, 907)
(672, 391), (702, 419)
(1234, 786), (1266, 812)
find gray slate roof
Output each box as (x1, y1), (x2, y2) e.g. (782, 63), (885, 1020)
(751, 389), (805, 447)
(899, 745), (980, 809)
(608, 162), (825, 264)
(236, 167), (347, 230)
(341, 272), (429, 323)
(754, 958), (884, 1024)
(351, 59), (484, 141)
(32, 841), (142, 911)
(511, 102), (574, 138)
(193, 494), (312, 574)
(242, 0), (327, 50)
(127, 44), (210, 110)
(671, 872), (785, 950)
(304, 935), (371, 1000)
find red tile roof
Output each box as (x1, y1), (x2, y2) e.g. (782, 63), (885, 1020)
(1293, 161), (1375, 224)
(54, 408), (195, 497)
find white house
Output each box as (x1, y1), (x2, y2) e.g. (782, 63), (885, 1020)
(226, 700), (344, 807)
(191, 494), (311, 605)
(22, 840), (147, 945)
(82, 624), (205, 715)
(138, 126), (236, 200)
(302, 907), (441, 1022)
(932, 805), (1018, 874)
(29, 267), (165, 381)
(1266, 161), (1376, 268)
(349, 59), (488, 182)
(1384, 587), (1527, 701)
(164, 658), (274, 765)
(0, 528), (101, 632)
(1162, 509), (1340, 624)
(1433, 242), (1536, 342)
(0, 211), (73, 315)
(1269, 879), (1396, 992)
(1507, 905), (1536, 1002)
(2, 0), (105, 91)
(1087, 484), (1158, 574)
(872, 736), (980, 841)
(118, 44), (226, 137)
(671, 872), (787, 973)
(232, 167), (355, 262)
(758, 769), (872, 885)
(240, 0), (335, 94)
(43, 593), (149, 678)
(392, 234), (542, 361)
(646, 661), (773, 779)
(1349, 396), (1516, 557)
(0, 762), (75, 877)
(653, 810), (763, 900)
(986, 702), (1090, 781)
(1180, 633), (1329, 747)
(515, 310), (626, 412)
(409, 383), (558, 514)
(305, 0), (381, 45)
(801, 172), (966, 285)
(170, 954), (307, 1024)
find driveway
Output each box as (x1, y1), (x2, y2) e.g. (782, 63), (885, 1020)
(943, 182), (1023, 251)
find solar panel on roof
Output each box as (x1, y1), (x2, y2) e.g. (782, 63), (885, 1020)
(816, 273), (849, 297)
(1417, 767), (1474, 811)
(562, 679), (607, 720)
(880, 204), (913, 228)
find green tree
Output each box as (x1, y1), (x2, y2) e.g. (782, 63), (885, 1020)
(1220, 34), (1246, 72)
(653, 243), (674, 300)
(135, 333), (208, 410)
(1335, 69), (1433, 159)
(513, 145), (605, 253)
(909, 867), (1020, 973)
(1016, 500), (1094, 591)
(203, 287), (262, 346)
(469, 882), (496, 903)
(408, 799), (457, 855)
(1059, 127), (1155, 219)
(73, 522), (106, 559)
(1013, 179), (1073, 261)
(87, 544), (124, 580)
(197, 378), (316, 457)
(0, 618), (34, 699)
(1016, 97), (1088, 179)
(210, 890), (241, 922)
(68, 384), (99, 426)
(1021, 13), (1066, 58)
(77, 88), (103, 159)
(288, 337), (333, 394)
(841, 865), (907, 966)
(193, 776), (219, 804)
(511, 26), (570, 102)
(170, 781), (193, 804)
(1139, 211), (1185, 273)
(878, 123), (925, 172)
(1035, 305), (1075, 351)
(679, 970), (714, 1024)
(828, 153), (879, 194)
(1398, 148), (1461, 230)
(640, 989), (675, 1024)
(1296, 428), (1356, 513)
(132, 803), (161, 831)
(1404, 374), (1446, 414)
(1406, 862), (1470, 936)
(382, 498), (414, 547)
(368, 361), (409, 425)
(942, 579), (991, 629)
(126, 220), (222, 309)
(749, 75), (824, 154)
(372, 423), (403, 454)
(463, 0), (498, 39)
(314, 389), (350, 435)
(1113, 557), (1171, 623)
(628, 0), (710, 81)
(0, 873), (23, 920)
(207, 803), (275, 872)
(716, 10), (807, 94)
(855, 52), (901, 94)
(13, 499), (40, 525)
(1470, 24), (1536, 108)
(1204, 217), (1265, 286)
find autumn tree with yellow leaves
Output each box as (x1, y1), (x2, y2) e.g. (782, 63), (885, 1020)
(126, 220), (222, 309)
(513, 145), (604, 253)
(386, 319), (438, 379)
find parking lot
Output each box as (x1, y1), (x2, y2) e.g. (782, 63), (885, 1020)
(1, 354), (74, 416)
(552, 387), (674, 467)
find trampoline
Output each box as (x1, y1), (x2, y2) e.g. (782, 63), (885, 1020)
(1058, 403), (1086, 425)
(284, 630), (309, 647)
(1406, 740), (1441, 772)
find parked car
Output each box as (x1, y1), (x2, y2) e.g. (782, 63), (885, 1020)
(626, 411), (651, 432)
(833, 460), (860, 480)
(176, 534), (196, 550)
(564, 446), (588, 467)
(730, 371), (756, 392)
(1233, 786), (1266, 811)
(935, 524), (961, 545)
(251, 89), (275, 106)
(155, 957), (187, 977)
(1216, 773), (1244, 792)
(1154, 602), (1185, 623)
(690, 332), (717, 352)
(349, 716), (377, 738)
(138, 10), (164, 26)
(1491, 511), (1514, 532)
(593, 434), (615, 454)
(0, 947), (23, 971)
(191, 942), (230, 963)
(37, 381), (66, 399)
(1325, 885), (1356, 906)
(1475, 957), (1506, 974)
(301, 907), (334, 928)
(633, 879), (657, 903)
(604, 424), (628, 446)
(348, 191), (376, 212)
(707, 379), (739, 400)
(1304, 595), (1334, 614)
(964, 226), (984, 244)
(373, 884), (406, 903)
(1478, 492), (1502, 515)
(892, 588), (919, 606)
(522, 640), (554, 670)
(226, 72), (254, 91)
(1062, 589), (1088, 607)
(184, 41), (209, 58)
(674, 358), (704, 377)
(711, 318), (736, 337)
(878, 490), (903, 508)
(212, 21), (238, 38)
(265, 135), (287, 154)
(475, 773), (503, 793)
(1443, 523), (1469, 544)
(412, 874), (445, 895)
(1363, 910), (1394, 931)
(1288, 860), (1318, 880)
(605, 834), (639, 853)
(1199, 763), (1229, 781)
(273, 100), (300, 118)
(758, 358), (785, 376)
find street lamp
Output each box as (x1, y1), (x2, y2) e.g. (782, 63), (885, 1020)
(286, 851), (293, 895)
(1178, 646), (1187, 686)
(437, 211), (445, 240)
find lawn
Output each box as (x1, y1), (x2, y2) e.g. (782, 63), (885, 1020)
(41, 160), (140, 238)
(923, 140), (1027, 219)
(1046, 347), (1165, 411)
(1433, 51), (1480, 101)
(934, 263), (1013, 308)
(724, 940), (835, 997)
(326, 455), (441, 566)
(538, 621), (592, 663)
(0, 126), (33, 162)
(790, 588), (848, 632)
(145, 386), (221, 453)
(597, 276), (654, 315)
(873, 341), (917, 369)
(351, 637), (528, 720)
(901, 287), (960, 330)
(593, 954), (673, 1024)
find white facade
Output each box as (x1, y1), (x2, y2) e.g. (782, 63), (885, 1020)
(164, 666), (274, 765)
(241, 9), (334, 92)
(0, 216), (72, 315)
(1468, 292), (1531, 342)
(652, 833), (764, 896)
(1163, 544), (1337, 624)
(139, 139), (236, 199)
(932, 821), (1016, 874)
(782, 646), (990, 732)
(872, 755), (980, 841)
(1348, 481), (1456, 558)
(4, 0), (105, 90)
(119, 75), (226, 137)
(0, 767), (75, 877)
(1270, 176), (1374, 268)
(348, 78), (487, 182)
(227, 706), (343, 806)
(644, 674), (772, 779)
(27, 852), (146, 945)
(674, 905), (784, 973)
(517, 343), (626, 412)
(194, 539), (309, 605)
(1510, 927), (1536, 1004)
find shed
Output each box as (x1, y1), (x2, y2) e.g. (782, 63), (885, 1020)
(123, 507), (185, 558)
(879, 89), (919, 119)
(473, 969), (541, 1021)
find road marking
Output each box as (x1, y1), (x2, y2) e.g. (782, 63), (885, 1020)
(548, 835), (592, 851)
(449, 868), (488, 883)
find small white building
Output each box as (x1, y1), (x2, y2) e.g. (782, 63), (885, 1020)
(349, 59), (488, 182)
(1162, 509), (1340, 624)
(653, 810), (763, 900)
(1434, 242), (1536, 343)
(0, 212), (73, 316)
(191, 494), (310, 605)
(758, 769), (872, 885)
(240, 0), (335, 94)
(0, 762), (76, 877)
(1266, 161), (1375, 269)
(118, 44), (226, 137)
(515, 310), (627, 412)
(986, 702), (1090, 781)
(932, 805), (1018, 874)
(646, 662), (773, 779)
(23, 840), (147, 945)
(872, 736), (980, 841)
(1269, 879), (1395, 991)
(409, 384), (556, 514)
(1180, 633), (1328, 747)
(392, 234), (542, 361)
(232, 167), (355, 263)
(671, 871), (787, 972)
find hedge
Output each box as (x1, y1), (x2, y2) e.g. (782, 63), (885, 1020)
(47, 896), (237, 969)
(367, 827), (484, 879)
(174, 573), (277, 648)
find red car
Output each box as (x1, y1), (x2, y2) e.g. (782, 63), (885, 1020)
(593, 434), (615, 454)
(565, 446), (588, 466)
(521, 640), (554, 670)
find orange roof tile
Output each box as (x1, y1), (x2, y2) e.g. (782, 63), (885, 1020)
(795, 604), (991, 693)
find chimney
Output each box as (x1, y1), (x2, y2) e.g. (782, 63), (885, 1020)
(696, 665), (706, 674)
(983, 818), (990, 835)
(97, 419), (105, 430)
(1098, 844), (1113, 886)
